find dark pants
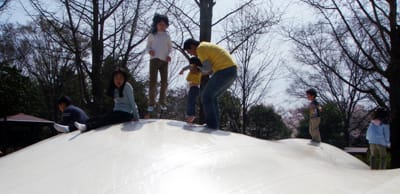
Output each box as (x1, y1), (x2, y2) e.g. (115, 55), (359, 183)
(86, 111), (133, 130)
(201, 66), (237, 129)
(186, 86), (200, 116)
(369, 144), (388, 169)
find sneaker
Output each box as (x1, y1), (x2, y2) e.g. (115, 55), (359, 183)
(186, 116), (196, 124)
(53, 123), (70, 133)
(160, 105), (167, 111)
(309, 140), (321, 145)
(74, 122), (87, 132)
(147, 106), (154, 112)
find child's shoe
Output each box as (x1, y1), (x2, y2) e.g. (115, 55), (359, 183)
(309, 140), (321, 146)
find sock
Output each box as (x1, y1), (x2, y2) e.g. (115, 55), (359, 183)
(53, 123), (70, 133)
(74, 122), (87, 132)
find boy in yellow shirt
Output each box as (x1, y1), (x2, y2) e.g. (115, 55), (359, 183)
(183, 39), (237, 129)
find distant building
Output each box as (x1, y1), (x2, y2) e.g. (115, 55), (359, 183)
(0, 113), (55, 156)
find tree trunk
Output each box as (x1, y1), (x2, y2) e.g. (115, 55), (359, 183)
(388, 42), (400, 168)
(91, 0), (104, 113)
(344, 116), (350, 147)
(199, 0), (213, 41)
(242, 106), (247, 134)
(198, 0), (214, 124)
(389, 76), (400, 168)
(388, 0), (400, 169)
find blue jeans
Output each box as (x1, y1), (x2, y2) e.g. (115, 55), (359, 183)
(187, 86), (200, 116)
(201, 66), (237, 129)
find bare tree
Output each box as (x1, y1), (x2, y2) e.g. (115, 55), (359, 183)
(0, 0), (10, 13)
(225, 4), (281, 133)
(289, 0), (400, 168)
(3, 20), (79, 120)
(28, 0), (154, 112)
(286, 21), (373, 146)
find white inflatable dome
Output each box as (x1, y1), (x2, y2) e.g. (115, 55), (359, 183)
(0, 119), (399, 194)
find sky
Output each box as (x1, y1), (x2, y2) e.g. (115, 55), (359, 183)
(1, 0), (318, 111)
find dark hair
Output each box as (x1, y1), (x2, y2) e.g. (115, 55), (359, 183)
(189, 57), (202, 67)
(151, 13), (169, 34)
(183, 38), (200, 50)
(306, 88), (317, 97)
(58, 96), (72, 106)
(373, 107), (389, 121)
(107, 67), (128, 98)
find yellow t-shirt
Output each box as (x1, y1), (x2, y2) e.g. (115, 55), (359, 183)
(186, 71), (202, 85)
(197, 42), (237, 72)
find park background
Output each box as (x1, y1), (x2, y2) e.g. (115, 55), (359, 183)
(0, 0), (399, 168)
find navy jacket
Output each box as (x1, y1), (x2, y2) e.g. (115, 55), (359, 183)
(61, 105), (89, 130)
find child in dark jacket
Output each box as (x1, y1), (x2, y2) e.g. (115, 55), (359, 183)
(53, 96), (89, 133)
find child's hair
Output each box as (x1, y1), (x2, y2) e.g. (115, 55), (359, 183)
(189, 57), (202, 67)
(151, 13), (169, 34)
(58, 96), (72, 106)
(107, 67), (129, 98)
(183, 38), (200, 50)
(306, 88), (317, 97)
(372, 107), (389, 121)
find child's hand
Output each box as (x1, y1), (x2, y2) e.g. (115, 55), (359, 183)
(149, 50), (155, 56)
(203, 70), (213, 75)
(167, 56), (171, 62)
(190, 66), (200, 73)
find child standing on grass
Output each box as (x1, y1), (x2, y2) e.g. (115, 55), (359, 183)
(146, 14), (172, 115)
(306, 88), (322, 144)
(179, 57), (207, 124)
(366, 107), (390, 170)
(74, 67), (139, 132)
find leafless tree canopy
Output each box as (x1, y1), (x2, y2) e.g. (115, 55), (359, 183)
(0, 0), (10, 12)
(290, 0), (400, 168)
(224, 2), (281, 133)
(27, 0), (156, 111)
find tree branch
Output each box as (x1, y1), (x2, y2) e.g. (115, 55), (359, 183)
(212, 0), (254, 26)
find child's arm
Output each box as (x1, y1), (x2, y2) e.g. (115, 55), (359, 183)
(202, 70), (213, 76)
(198, 60), (213, 75)
(146, 34), (154, 56)
(167, 33), (172, 62)
(383, 124), (390, 147)
(179, 65), (191, 75)
(61, 109), (74, 128)
(125, 83), (140, 121)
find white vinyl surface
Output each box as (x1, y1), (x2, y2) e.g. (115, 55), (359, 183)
(0, 119), (399, 194)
